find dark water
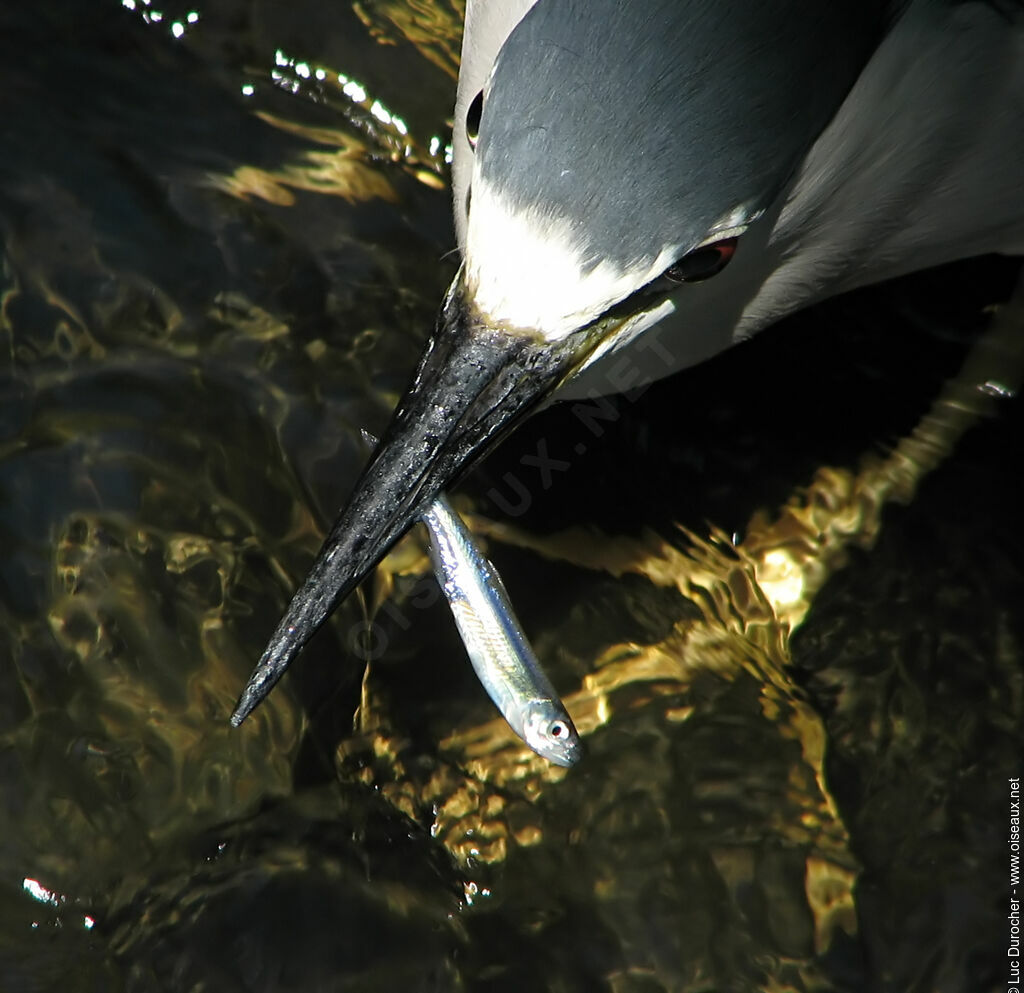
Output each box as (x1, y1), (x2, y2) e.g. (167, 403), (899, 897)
(1, 3), (1022, 991)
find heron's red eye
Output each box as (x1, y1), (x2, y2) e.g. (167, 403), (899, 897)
(663, 237), (738, 283)
(466, 90), (483, 149)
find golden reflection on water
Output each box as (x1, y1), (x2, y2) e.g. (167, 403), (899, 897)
(339, 288), (1023, 972)
(1, 2), (1021, 988)
(215, 149), (400, 208)
(352, 0), (466, 79)
(48, 512), (301, 831)
(204, 9), (459, 205)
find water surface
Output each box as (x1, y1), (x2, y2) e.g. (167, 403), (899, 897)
(1, 3), (1021, 990)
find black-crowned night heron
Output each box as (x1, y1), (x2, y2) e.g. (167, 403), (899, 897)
(232, 0), (1024, 723)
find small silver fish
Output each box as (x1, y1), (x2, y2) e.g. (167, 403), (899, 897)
(359, 430), (581, 766)
(420, 494), (582, 767)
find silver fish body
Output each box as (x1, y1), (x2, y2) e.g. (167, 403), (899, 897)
(421, 495), (582, 767)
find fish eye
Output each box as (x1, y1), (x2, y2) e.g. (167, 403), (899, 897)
(662, 237), (738, 283)
(547, 720), (569, 740)
(466, 90), (484, 149)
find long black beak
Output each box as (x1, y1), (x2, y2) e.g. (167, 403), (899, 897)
(231, 273), (600, 724)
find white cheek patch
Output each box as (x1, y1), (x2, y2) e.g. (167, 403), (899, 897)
(464, 177), (680, 339)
